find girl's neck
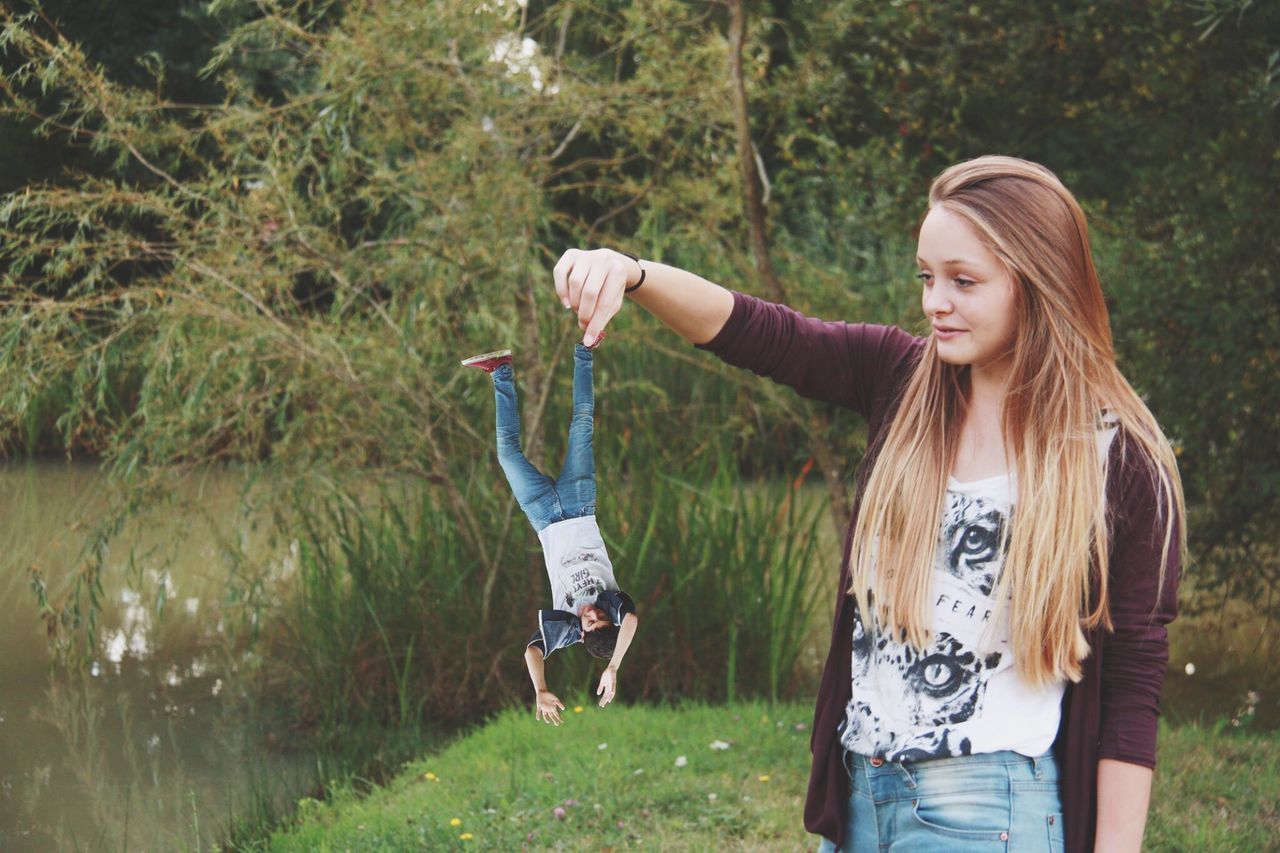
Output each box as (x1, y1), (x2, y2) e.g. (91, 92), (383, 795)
(968, 360), (1011, 413)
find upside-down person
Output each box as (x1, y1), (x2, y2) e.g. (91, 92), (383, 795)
(462, 341), (638, 726)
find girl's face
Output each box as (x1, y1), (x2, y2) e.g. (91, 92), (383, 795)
(916, 206), (1019, 380)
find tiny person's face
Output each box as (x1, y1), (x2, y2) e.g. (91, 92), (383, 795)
(916, 206), (1019, 377)
(578, 604), (610, 633)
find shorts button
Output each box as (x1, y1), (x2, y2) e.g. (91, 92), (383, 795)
(869, 757), (884, 767)
(1000, 832), (1009, 841)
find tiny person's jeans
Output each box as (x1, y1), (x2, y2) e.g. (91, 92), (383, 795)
(817, 749), (1065, 852)
(493, 344), (596, 532)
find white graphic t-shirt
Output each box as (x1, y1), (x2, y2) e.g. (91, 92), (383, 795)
(537, 515), (619, 612)
(841, 419), (1117, 761)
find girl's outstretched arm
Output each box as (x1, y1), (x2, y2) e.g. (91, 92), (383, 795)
(596, 612), (639, 708)
(553, 247), (916, 416)
(553, 248), (735, 347)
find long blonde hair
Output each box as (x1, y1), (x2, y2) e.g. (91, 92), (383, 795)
(848, 156), (1184, 686)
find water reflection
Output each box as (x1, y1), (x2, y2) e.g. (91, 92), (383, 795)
(0, 462), (310, 851)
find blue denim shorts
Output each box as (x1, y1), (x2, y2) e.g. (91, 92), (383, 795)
(817, 750), (1065, 852)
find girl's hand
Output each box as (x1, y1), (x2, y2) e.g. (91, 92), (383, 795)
(552, 248), (640, 347)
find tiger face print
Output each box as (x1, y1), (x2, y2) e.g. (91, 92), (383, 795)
(937, 492), (1007, 596)
(847, 617), (1002, 760)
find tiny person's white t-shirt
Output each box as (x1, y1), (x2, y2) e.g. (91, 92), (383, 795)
(537, 515), (619, 613)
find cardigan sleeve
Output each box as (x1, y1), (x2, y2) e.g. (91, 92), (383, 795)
(695, 291), (921, 419)
(1097, 439), (1181, 768)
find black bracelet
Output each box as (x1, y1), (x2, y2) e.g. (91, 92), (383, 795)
(619, 251), (646, 293)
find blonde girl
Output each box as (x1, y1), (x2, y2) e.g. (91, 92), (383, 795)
(553, 156), (1182, 852)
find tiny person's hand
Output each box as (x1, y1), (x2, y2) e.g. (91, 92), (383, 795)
(596, 666), (618, 708)
(552, 248), (637, 347)
(535, 690), (565, 726)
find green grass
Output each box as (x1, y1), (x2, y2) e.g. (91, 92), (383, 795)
(267, 700), (816, 851)
(1147, 722), (1280, 850)
(265, 703), (1279, 852)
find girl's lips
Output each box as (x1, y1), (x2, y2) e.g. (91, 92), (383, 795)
(933, 326), (966, 339)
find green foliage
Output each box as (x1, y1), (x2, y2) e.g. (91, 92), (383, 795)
(1097, 0), (1280, 604)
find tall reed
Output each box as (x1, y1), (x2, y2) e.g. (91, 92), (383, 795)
(251, 442), (829, 738)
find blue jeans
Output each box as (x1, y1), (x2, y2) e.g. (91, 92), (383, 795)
(817, 750), (1065, 852)
(493, 344), (596, 532)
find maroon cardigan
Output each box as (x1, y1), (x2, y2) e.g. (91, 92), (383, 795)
(698, 292), (1180, 852)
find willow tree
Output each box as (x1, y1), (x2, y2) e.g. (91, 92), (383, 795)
(0, 0), (849, 716)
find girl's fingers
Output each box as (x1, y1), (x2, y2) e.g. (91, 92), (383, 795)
(583, 268), (624, 346)
(577, 264), (608, 330)
(552, 249), (576, 309)
(565, 254), (590, 311)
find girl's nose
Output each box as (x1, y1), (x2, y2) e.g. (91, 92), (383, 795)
(923, 291), (952, 318)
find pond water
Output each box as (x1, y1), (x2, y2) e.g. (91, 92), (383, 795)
(0, 462), (314, 851)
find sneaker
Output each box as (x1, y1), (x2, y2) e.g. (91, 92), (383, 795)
(460, 349), (513, 373)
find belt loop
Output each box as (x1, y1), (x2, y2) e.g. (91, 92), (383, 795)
(1031, 753), (1043, 781)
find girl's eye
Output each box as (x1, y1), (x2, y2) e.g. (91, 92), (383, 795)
(955, 278), (976, 289)
(915, 272), (932, 284)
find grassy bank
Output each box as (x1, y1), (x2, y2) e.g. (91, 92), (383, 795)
(263, 701), (1279, 851)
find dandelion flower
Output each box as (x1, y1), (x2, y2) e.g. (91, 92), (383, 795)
(1185, 662), (1196, 675)
(674, 755), (688, 768)
(459, 832), (474, 841)
(423, 771), (437, 781)
(709, 740), (730, 751)
(574, 706), (584, 713)
(450, 818), (462, 827)
(758, 774), (771, 782)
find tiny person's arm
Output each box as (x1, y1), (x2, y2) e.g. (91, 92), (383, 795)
(596, 613), (639, 708)
(1094, 759), (1153, 852)
(523, 644), (565, 725)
